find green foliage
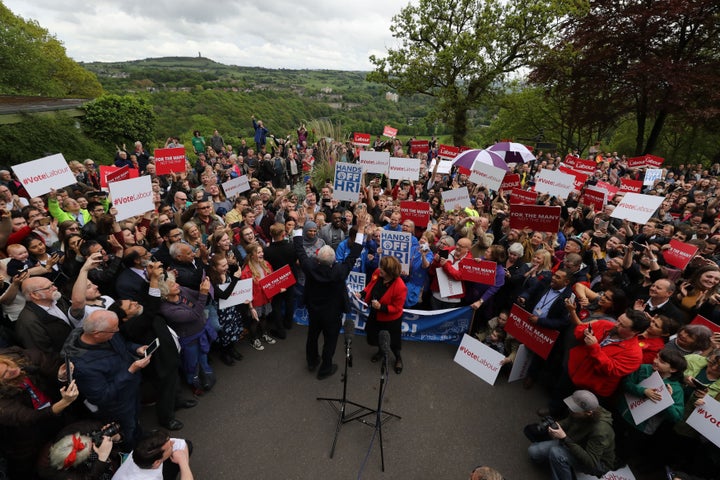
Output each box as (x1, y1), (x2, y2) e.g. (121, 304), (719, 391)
(0, 114), (110, 166)
(0, 3), (102, 97)
(368, 0), (579, 146)
(82, 94), (156, 147)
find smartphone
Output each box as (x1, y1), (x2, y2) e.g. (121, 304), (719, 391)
(438, 249), (450, 259)
(631, 241), (645, 251)
(64, 355), (73, 384)
(145, 338), (160, 357)
(586, 323), (593, 336)
(691, 377), (709, 392)
(569, 293), (576, 304)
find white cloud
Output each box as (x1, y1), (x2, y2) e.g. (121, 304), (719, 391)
(4, 0), (409, 70)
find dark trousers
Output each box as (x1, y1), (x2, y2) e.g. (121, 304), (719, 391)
(366, 317), (403, 359)
(271, 288), (296, 330)
(306, 308), (341, 374)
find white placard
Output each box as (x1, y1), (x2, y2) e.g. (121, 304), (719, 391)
(453, 334), (505, 385)
(534, 169), (576, 199)
(643, 168), (663, 186)
(389, 157), (421, 181)
(576, 465), (636, 480)
(333, 163), (363, 202)
(686, 395), (720, 449)
(624, 371), (674, 425)
(469, 160), (505, 192)
(218, 278), (253, 309)
(436, 267), (464, 298)
(222, 175), (250, 199)
(441, 186), (471, 211)
(428, 159), (453, 174)
(610, 193), (665, 225)
(380, 230), (412, 274)
(359, 150), (390, 174)
(12, 153), (77, 198)
(108, 176), (154, 221)
(508, 344), (531, 383)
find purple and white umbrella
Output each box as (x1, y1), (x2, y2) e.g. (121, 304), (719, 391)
(487, 142), (536, 164)
(451, 149), (508, 171)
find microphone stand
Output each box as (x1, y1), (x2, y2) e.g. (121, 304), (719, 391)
(355, 345), (401, 476)
(317, 334), (376, 458)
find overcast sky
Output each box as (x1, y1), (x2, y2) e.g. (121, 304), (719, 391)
(4, 0), (410, 70)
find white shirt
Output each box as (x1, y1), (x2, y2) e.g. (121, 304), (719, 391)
(112, 439), (186, 479)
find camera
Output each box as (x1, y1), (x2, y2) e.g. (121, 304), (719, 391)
(530, 416), (559, 436)
(523, 416), (559, 443)
(90, 422), (121, 446)
(421, 244), (430, 252)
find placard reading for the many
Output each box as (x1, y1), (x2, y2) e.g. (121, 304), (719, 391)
(218, 278), (253, 309)
(380, 230), (412, 273)
(12, 154), (77, 198)
(333, 163), (363, 202)
(509, 204), (561, 232)
(459, 258), (496, 285)
(690, 315), (720, 333)
(221, 175), (251, 199)
(454, 334), (505, 385)
(105, 166), (132, 184)
(108, 175), (154, 222)
(410, 140), (429, 154)
(258, 265), (296, 299)
(100, 165), (139, 188)
(624, 371), (675, 425)
(534, 169), (576, 199)
(510, 188), (538, 205)
(400, 201), (431, 228)
(663, 239), (699, 270)
(504, 304), (559, 359)
(154, 147), (186, 175)
(441, 186), (471, 211)
(610, 193), (665, 225)
(389, 157), (420, 181)
(580, 185), (606, 211)
(359, 150), (390, 174)
(469, 160), (505, 192)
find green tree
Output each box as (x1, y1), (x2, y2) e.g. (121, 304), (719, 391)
(0, 3), (102, 97)
(368, 0), (582, 146)
(82, 94), (156, 147)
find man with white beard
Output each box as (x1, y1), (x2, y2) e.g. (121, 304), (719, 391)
(15, 277), (73, 353)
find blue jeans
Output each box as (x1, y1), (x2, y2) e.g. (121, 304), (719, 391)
(180, 339), (212, 385)
(528, 440), (578, 480)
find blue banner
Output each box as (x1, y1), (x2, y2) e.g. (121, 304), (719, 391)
(293, 292), (472, 345)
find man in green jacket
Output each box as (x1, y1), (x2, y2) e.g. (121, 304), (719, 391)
(47, 189), (91, 226)
(527, 390), (616, 479)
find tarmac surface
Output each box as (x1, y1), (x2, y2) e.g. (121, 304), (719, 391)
(141, 324), (553, 480)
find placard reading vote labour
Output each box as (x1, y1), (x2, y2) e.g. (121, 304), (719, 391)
(454, 334), (505, 385)
(218, 279), (253, 309)
(12, 154), (77, 198)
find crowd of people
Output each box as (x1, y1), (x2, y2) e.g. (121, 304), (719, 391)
(0, 121), (718, 479)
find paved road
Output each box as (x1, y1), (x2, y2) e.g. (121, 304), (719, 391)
(142, 325), (551, 479)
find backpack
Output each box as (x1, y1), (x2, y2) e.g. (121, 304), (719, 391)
(273, 157), (285, 178)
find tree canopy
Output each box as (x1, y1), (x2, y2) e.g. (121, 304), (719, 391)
(530, 0), (720, 155)
(82, 94), (156, 147)
(0, 3), (103, 98)
(368, 0), (582, 146)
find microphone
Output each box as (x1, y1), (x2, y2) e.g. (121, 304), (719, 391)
(344, 318), (354, 367)
(379, 330), (391, 360)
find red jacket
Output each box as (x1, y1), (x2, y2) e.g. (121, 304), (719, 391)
(428, 248), (471, 299)
(361, 270), (407, 322)
(241, 262), (273, 307)
(567, 320), (643, 397)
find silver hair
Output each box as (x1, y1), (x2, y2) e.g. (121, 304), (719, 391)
(317, 245), (336, 266)
(49, 433), (93, 469)
(83, 310), (118, 334)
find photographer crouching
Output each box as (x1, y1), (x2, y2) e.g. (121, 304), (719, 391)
(525, 390), (616, 480)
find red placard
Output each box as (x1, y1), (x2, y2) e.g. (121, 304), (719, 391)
(259, 265), (296, 299)
(438, 144), (459, 160)
(459, 258), (497, 285)
(558, 165), (589, 192)
(457, 166), (471, 176)
(505, 304), (559, 359)
(627, 156), (646, 169)
(564, 155), (580, 168)
(690, 315), (720, 333)
(510, 188), (537, 205)
(645, 154), (664, 168)
(595, 181), (619, 197)
(579, 187), (606, 211)
(154, 147), (187, 175)
(509, 204), (561, 232)
(572, 157), (598, 175)
(99, 165), (139, 188)
(627, 154), (665, 169)
(663, 239), (699, 270)
(400, 201), (431, 228)
(382, 125), (398, 138)
(410, 140), (429, 154)
(353, 133), (371, 146)
(501, 173), (521, 191)
(619, 178), (643, 193)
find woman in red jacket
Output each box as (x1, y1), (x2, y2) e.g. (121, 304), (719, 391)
(241, 242), (278, 351)
(359, 256), (408, 374)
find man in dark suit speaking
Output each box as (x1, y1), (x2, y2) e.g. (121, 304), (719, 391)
(294, 210), (367, 380)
